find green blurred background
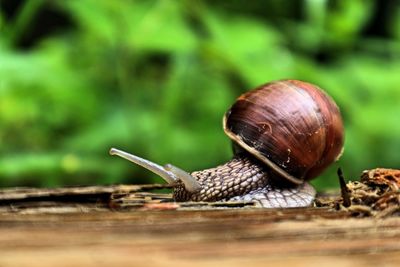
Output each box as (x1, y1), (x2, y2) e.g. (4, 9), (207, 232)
(0, 0), (399, 189)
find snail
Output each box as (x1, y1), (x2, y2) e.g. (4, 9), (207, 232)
(110, 79), (344, 208)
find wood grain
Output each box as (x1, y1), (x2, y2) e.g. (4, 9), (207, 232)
(0, 185), (399, 267)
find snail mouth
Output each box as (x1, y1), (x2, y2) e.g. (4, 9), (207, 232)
(109, 148), (201, 193)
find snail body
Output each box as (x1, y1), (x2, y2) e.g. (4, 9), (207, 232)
(110, 80), (344, 208)
(173, 154), (316, 208)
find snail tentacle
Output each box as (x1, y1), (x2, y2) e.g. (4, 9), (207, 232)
(109, 148), (201, 192)
(109, 148), (177, 184)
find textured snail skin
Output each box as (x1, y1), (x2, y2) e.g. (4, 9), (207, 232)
(173, 154), (316, 208)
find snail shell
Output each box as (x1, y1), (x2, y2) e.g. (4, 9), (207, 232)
(224, 79), (344, 184)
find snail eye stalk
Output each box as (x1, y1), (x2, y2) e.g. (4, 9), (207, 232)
(109, 148), (201, 193)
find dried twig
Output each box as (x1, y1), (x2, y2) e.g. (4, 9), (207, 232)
(337, 168), (351, 207)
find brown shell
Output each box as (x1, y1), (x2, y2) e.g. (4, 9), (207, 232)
(223, 80), (344, 184)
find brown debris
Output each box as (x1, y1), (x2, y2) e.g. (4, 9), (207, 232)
(361, 168), (400, 190)
(317, 168), (400, 218)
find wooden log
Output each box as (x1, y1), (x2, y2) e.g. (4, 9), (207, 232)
(0, 184), (399, 267)
(0, 209), (399, 266)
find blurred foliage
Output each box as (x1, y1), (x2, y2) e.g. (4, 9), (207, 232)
(0, 0), (400, 189)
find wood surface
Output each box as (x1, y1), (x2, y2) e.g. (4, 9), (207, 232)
(0, 184), (399, 267)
